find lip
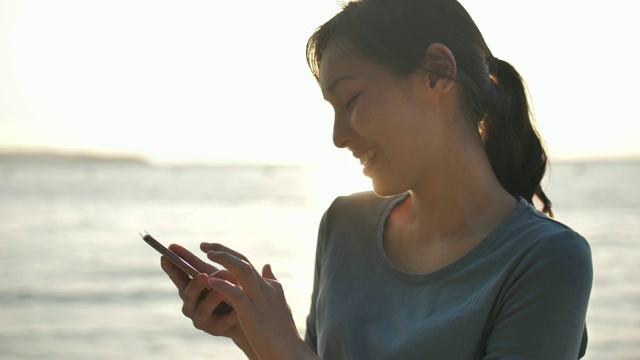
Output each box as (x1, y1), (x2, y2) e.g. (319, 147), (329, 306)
(351, 147), (378, 167)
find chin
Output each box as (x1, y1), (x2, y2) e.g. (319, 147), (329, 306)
(371, 177), (407, 198)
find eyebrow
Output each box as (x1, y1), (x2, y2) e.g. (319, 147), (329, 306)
(324, 75), (356, 96)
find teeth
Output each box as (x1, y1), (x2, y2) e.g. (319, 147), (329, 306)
(359, 148), (377, 166)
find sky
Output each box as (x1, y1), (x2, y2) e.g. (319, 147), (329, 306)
(1, 0), (639, 166)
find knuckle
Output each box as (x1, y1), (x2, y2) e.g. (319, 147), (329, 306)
(269, 279), (284, 292)
(181, 304), (191, 318)
(192, 318), (204, 330)
(237, 260), (254, 274)
(232, 260), (253, 275)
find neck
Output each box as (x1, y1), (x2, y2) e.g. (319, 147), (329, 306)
(400, 138), (517, 245)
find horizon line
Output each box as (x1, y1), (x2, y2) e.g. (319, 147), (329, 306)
(1, 146), (639, 166)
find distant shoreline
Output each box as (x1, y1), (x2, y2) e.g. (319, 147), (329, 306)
(0, 149), (308, 169)
(0, 150), (149, 165)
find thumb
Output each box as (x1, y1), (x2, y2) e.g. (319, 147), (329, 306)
(261, 264), (277, 280)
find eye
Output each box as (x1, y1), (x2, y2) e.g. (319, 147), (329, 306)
(345, 93), (361, 110)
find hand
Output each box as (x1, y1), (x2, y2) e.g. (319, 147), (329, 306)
(203, 243), (319, 360)
(161, 244), (257, 358)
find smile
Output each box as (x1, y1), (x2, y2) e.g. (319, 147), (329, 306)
(359, 148), (377, 166)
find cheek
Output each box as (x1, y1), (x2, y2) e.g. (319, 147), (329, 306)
(350, 92), (395, 136)
(358, 95), (425, 149)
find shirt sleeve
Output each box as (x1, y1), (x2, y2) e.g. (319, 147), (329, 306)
(484, 230), (593, 359)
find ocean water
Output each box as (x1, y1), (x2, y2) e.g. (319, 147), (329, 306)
(0, 159), (638, 359)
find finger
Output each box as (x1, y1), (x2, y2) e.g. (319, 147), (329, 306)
(168, 243), (219, 274)
(211, 269), (239, 284)
(181, 273), (210, 318)
(261, 264), (277, 281)
(201, 243), (250, 262)
(192, 290), (239, 334)
(202, 307), (239, 334)
(208, 277), (249, 309)
(161, 256), (190, 295)
(207, 251), (260, 293)
(194, 287), (232, 319)
(208, 270), (238, 316)
(261, 264), (285, 296)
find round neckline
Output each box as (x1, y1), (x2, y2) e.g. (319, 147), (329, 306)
(375, 195), (529, 285)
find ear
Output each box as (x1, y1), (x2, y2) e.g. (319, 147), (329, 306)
(421, 43), (457, 92)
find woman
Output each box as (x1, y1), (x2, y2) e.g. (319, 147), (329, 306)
(162, 0), (593, 358)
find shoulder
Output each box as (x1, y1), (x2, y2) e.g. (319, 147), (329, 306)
(482, 204), (592, 359)
(329, 190), (389, 208)
(323, 191), (404, 223)
(500, 199), (593, 284)
(517, 200), (591, 256)
(316, 191), (405, 248)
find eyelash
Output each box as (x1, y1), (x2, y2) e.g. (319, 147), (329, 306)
(345, 93), (361, 110)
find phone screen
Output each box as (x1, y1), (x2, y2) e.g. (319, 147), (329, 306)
(139, 230), (234, 316)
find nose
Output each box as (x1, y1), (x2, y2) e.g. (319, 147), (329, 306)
(332, 113), (353, 149)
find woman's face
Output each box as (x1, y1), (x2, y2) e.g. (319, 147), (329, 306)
(319, 42), (453, 196)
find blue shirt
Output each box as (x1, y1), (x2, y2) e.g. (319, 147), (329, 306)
(305, 192), (591, 359)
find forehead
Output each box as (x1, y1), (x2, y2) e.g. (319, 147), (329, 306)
(318, 42), (366, 94)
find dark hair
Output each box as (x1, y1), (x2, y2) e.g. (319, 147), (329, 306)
(306, 0), (553, 216)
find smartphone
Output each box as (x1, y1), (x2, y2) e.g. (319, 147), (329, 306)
(140, 230), (234, 316)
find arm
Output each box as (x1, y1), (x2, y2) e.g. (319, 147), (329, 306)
(304, 209), (328, 354)
(484, 231), (593, 359)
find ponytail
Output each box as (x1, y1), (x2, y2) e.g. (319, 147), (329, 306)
(483, 58), (553, 216)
